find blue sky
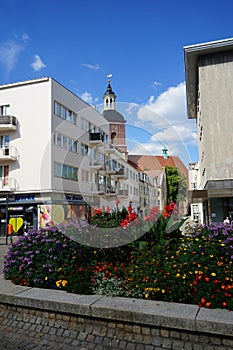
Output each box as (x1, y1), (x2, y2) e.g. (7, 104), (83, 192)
(0, 0), (233, 165)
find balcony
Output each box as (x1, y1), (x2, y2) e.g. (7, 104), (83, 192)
(0, 115), (17, 131)
(105, 186), (117, 197)
(102, 143), (115, 154)
(113, 168), (128, 180)
(117, 189), (129, 197)
(91, 183), (105, 195)
(100, 164), (116, 176)
(89, 132), (104, 146)
(0, 177), (17, 192)
(0, 146), (18, 162)
(89, 159), (104, 171)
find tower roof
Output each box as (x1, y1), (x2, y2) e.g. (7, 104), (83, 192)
(103, 109), (126, 123)
(103, 80), (116, 98)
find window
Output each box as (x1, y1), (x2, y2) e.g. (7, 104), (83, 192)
(61, 105), (66, 119)
(54, 162), (78, 181)
(81, 143), (89, 156)
(191, 182), (197, 190)
(0, 135), (9, 148)
(54, 101), (77, 125)
(71, 141), (78, 153)
(0, 165), (9, 186)
(0, 105), (10, 116)
(54, 132), (78, 153)
(111, 132), (116, 144)
(81, 117), (90, 131)
(54, 162), (62, 177)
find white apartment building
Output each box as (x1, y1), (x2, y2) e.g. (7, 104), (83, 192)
(184, 38), (233, 223)
(0, 77), (142, 235)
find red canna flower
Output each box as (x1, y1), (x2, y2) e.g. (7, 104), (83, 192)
(95, 208), (102, 215)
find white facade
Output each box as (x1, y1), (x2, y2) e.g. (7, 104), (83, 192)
(0, 77), (156, 233)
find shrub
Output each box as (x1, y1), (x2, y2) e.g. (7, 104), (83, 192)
(3, 207), (233, 311)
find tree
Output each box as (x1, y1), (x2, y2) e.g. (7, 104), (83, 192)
(165, 166), (187, 204)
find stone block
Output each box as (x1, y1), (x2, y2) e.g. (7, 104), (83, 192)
(90, 296), (198, 331)
(196, 308), (233, 336)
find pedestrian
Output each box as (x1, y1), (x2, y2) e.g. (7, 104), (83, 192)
(223, 216), (230, 225)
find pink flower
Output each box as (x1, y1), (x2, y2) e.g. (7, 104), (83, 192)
(115, 197), (120, 205)
(105, 206), (111, 213)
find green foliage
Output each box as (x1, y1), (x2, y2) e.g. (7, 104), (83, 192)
(3, 216), (233, 311)
(165, 165), (187, 203)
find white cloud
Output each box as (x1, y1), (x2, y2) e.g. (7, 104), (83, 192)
(82, 63), (100, 70)
(128, 141), (164, 156)
(125, 103), (139, 115)
(0, 40), (23, 74)
(0, 34), (29, 76)
(125, 82), (197, 164)
(81, 92), (98, 105)
(138, 82), (187, 126)
(151, 125), (197, 144)
(30, 54), (46, 71)
(151, 81), (162, 89)
(21, 33), (29, 43)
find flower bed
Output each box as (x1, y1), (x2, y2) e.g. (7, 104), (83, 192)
(3, 206), (233, 310)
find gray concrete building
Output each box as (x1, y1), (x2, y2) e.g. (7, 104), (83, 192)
(184, 38), (233, 223)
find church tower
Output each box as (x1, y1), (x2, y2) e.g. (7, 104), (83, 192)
(103, 76), (127, 156)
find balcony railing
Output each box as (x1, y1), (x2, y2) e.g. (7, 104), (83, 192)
(113, 168), (128, 180)
(105, 186), (116, 196)
(0, 115), (17, 131)
(100, 164), (116, 175)
(91, 183), (105, 194)
(102, 143), (115, 154)
(89, 132), (104, 146)
(0, 146), (18, 161)
(89, 159), (104, 171)
(117, 189), (129, 197)
(0, 177), (17, 191)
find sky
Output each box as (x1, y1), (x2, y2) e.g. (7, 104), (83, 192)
(0, 0), (233, 166)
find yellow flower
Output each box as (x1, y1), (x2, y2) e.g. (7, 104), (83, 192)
(56, 280), (61, 287)
(56, 279), (67, 288)
(211, 273), (216, 277)
(176, 273), (180, 277)
(209, 255), (213, 258)
(161, 289), (165, 294)
(145, 294), (149, 299)
(45, 276), (48, 280)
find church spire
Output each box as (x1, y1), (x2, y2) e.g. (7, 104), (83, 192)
(103, 74), (116, 110)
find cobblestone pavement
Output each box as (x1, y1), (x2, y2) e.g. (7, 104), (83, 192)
(0, 327), (122, 350)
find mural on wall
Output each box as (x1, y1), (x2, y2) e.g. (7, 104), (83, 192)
(39, 204), (88, 228)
